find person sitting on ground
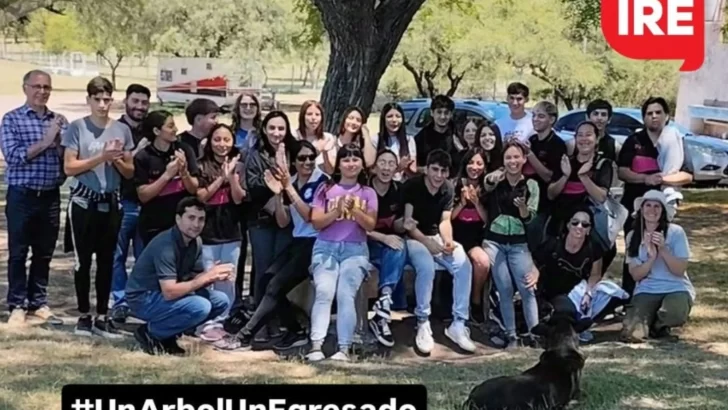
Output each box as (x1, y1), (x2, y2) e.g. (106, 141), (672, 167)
(307, 143), (378, 362)
(215, 140), (328, 352)
(403, 149), (476, 354)
(533, 207), (628, 342)
(620, 190), (694, 343)
(125, 197), (233, 355)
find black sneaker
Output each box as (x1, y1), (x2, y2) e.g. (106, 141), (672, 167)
(273, 330), (308, 350)
(110, 305), (130, 325)
(160, 337), (186, 356)
(369, 318), (395, 347)
(223, 308), (252, 334)
(134, 325), (164, 355)
(505, 335), (519, 350)
(650, 327), (679, 342)
(254, 325), (271, 344)
(74, 315), (93, 337)
(92, 316), (124, 339)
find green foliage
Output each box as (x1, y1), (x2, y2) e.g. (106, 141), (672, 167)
(396, 0), (496, 97)
(25, 9), (91, 54)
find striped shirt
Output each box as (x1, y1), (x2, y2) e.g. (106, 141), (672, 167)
(0, 104), (68, 190)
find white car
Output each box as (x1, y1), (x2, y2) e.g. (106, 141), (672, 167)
(554, 108), (728, 186)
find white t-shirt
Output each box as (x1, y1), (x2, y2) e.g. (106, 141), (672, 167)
(370, 133), (417, 181)
(495, 112), (534, 143)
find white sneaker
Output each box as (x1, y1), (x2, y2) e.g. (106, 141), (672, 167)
(329, 350), (350, 362)
(306, 350), (325, 362)
(446, 321), (476, 353)
(415, 320), (435, 354)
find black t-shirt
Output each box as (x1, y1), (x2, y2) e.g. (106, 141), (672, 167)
(198, 156), (243, 245)
(524, 132), (566, 212)
(179, 131), (204, 159)
(118, 116), (144, 202)
(134, 141), (200, 237)
(372, 181), (403, 235)
(414, 124), (454, 168)
(598, 133), (617, 163)
(452, 179), (486, 250)
(550, 154), (613, 224)
(402, 174), (454, 236)
(534, 235), (603, 301)
(617, 130), (661, 212)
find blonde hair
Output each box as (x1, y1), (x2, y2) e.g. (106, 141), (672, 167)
(533, 101), (558, 120)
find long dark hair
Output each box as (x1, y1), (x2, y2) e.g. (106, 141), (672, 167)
(141, 110), (174, 141)
(201, 123), (240, 162)
(377, 103), (409, 157)
(627, 202), (669, 258)
(231, 92), (262, 132)
(316, 143), (368, 200)
(256, 111), (296, 157)
(297, 100), (325, 140)
(477, 122), (503, 171)
(199, 123), (240, 180)
(454, 147), (487, 204)
(337, 106), (366, 147)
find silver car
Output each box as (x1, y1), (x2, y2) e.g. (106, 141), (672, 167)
(553, 108), (728, 185)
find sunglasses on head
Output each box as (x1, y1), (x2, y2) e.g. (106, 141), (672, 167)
(296, 154), (316, 162)
(569, 220), (591, 228)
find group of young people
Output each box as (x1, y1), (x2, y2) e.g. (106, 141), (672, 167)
(2, 71), (697, 362)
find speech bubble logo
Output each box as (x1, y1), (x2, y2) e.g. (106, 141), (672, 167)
(601, 0), (705, 71)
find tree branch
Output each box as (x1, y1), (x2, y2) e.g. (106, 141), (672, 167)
(402, 55), (427, 97)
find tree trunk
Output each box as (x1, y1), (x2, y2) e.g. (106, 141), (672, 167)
(312, 0), (425, 132)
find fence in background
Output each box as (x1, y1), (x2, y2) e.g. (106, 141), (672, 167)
(0, 48), (158, 81)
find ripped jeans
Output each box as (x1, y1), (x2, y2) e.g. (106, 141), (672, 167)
(309, 239), (370, 350)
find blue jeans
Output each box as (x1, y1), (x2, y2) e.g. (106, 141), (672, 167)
(201, 242), (241, 319)
(5, 186), (61, 311)
(368, 240), (407, 292)
(128, 287), (230, 340)
(406, 235), (472, 322)
(483, 240), (539, 337)
(310, 240), (370, 349)
(111, 199), (143, 309)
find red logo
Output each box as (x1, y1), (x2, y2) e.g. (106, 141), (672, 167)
(601, 0), (705, 71)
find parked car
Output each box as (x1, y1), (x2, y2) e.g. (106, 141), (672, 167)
(554, 108), (728, 185)
(399, 98), (511, 137)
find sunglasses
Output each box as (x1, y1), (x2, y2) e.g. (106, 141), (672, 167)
(296, 154), (316, 162)
(569, 220), (591, 228)
(239, 103), (257, 109)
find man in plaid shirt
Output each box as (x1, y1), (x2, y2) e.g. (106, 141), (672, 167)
(1, 70), (67, 326)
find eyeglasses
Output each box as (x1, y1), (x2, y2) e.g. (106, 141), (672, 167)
(296, 154), (316, 162)
(569, 220), (591, 228)
(26, 84), (52, 91)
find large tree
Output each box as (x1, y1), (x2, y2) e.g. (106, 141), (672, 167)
(306, 0), (427, 131)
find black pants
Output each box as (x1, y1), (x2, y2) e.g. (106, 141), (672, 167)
(248, 223), (293, 304)
(5, 186), (61, 311)
(621, 214), (636, 298)
(242, 237), (315, 336)
(67, 201), (121, 315)
(233, 222), (250, 308)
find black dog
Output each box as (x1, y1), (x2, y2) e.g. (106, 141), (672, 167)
(463, 314), (592, 410)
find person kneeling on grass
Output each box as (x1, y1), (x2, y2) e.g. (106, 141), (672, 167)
(620, 189), (694, 343)
(125, 197), (233, 355)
